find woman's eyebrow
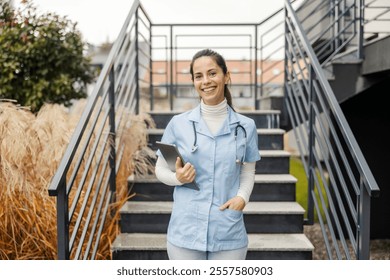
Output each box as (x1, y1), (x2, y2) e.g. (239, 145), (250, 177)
(193, 67), (218, 75)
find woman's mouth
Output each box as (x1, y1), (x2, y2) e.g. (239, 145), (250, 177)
(202, 87), (216, 93)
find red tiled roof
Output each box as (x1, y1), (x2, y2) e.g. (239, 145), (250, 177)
(151, 60), (284, 85)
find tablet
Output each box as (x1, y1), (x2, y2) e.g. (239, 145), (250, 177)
(155, 141), (200, 191)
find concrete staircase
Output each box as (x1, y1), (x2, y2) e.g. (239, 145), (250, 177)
(111, 109), (314, 260)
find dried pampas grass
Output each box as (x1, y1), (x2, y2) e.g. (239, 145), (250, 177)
(0, 100), (155, 259)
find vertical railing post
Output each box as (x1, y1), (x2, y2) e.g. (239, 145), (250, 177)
(169, 25), (174, 111)
(260, 33), (264, 102)
(357, 0), (365, 59)
(307, 65), (316, 225)
(334, 0), (340, 51)
(149, 23), (154, 111)
(135, 9), (140, 114)
(56, 179), (70, 259)
(357, 178), (371, 259)
(108, 67), (117, 204)
(254, 24), (259, 110)
(341, 0), (346, 43)
(283, 4), (288, 120)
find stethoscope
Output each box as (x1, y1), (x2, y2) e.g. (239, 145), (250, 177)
(191, 121), (247, 165)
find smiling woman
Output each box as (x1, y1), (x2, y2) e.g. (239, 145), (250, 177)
(154, 49), (261, 260)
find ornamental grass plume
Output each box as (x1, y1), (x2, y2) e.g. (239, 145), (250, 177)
(0, 100), (155, 259)
(0, 101), (69, 259)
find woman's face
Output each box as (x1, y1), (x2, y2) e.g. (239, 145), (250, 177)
(192, 56), (230, 106)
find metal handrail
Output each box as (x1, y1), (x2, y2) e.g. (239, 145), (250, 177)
(284, 0), (380, 259)
(47, 0), (152, 259)
(149, 23), (260, 111)
(147, 3), (299, 112)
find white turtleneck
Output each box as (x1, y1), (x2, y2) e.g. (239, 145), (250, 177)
(155, 98), (256, 204)
(200, 98), (228, 134)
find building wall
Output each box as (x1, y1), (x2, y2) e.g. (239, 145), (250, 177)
(341, 78), (390, 238)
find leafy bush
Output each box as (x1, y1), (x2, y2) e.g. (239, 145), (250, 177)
(0, 0), (96, 112)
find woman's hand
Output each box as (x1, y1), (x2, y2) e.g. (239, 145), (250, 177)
(220, 196), (246, 211)
(175, 157), (196, 184)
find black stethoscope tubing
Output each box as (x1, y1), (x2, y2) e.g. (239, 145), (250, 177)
(191, 121), (247, 164)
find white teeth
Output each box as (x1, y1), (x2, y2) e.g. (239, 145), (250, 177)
(203, 87), (215, 92)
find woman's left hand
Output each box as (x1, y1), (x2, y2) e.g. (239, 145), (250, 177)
(219, 196), (246, 211)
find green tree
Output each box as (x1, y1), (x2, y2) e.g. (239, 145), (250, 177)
(0, 0), (96, 112)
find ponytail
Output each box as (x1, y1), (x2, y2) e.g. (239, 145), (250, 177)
(224, 85), (235, 111)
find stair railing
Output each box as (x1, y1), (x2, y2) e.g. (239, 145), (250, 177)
(47, 0), (152, 259)
(363, 0), (390, 40)
(296, 0), (390, 66)
(148, 3), (303, 113)
(284, 0), (380, 259)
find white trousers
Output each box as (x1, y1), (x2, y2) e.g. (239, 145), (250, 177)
(167, 241), (247, 260)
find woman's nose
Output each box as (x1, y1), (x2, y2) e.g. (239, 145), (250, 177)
(202, 75), (210, 84)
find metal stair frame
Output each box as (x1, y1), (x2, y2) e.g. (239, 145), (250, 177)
(112, 109), (314, 260)
(46, 0), (384, 260)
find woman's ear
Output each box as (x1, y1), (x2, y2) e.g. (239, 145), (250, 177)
(224, 71), (231, 85)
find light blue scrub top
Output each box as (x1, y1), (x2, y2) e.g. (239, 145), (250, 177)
(156, 104), (261, 252)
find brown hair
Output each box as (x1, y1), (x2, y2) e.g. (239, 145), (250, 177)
(190, 49), (234, 109)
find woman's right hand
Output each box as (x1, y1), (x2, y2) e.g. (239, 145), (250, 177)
(175, 157), (196, 184)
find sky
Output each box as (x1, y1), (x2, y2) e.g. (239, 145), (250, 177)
(13, 0), (286, 46)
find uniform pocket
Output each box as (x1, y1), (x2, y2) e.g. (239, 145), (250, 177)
(216, 209), (245, 242)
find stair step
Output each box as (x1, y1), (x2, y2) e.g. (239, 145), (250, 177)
(247, 233), (314, 260)
(120, 201), (304, 214)
(148, 128), (285, 151)
(257, 150), (290, 174)
(148, 109), (281, 129)
(111, 233), (314, 260)
(139, 150), (291, 175)
(250, 174), (297, 201)
(119, 201), (305, 234)
(128, 174), (297, 202)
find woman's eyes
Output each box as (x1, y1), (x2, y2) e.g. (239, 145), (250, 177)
(194, 71), (217, 80)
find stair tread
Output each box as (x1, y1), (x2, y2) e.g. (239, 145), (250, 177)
(248, 233), (314, 251)
(128, 173), (297, 183)
(148, 128), (286, 135)
(120, 201), (305, 214)
(260, 150), (290, 157)
(142, 150), (291, 158)
(148, 109), (281, 115)
(112, 233), (314, 251)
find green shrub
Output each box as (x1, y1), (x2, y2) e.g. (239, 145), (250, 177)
(0, 0), (96, 112)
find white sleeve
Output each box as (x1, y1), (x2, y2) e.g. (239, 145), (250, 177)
(236, 162), (256, 204)
(155, 156), (183, 186)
